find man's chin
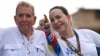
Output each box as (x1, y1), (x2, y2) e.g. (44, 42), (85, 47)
(20, 27), (29, 30)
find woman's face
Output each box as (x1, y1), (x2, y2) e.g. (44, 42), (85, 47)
(49, 9), (71, 33)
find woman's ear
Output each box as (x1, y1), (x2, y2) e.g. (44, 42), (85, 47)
(66, 15), (71, 22)
(66, 15), (72, 25)
(67, 15), (71, 20)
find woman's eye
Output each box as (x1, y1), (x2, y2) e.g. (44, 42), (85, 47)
(56, 16), (61, 19)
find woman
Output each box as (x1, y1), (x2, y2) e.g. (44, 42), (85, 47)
(48, 6), (100, 56)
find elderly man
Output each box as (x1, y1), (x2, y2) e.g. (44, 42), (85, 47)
(0, 1), (53, 56)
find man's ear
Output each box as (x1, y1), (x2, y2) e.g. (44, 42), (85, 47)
(32, 16), (37, 25)
(14, 16), (17, 24)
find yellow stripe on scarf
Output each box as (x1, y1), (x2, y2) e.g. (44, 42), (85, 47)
(48, 45), (53, 51)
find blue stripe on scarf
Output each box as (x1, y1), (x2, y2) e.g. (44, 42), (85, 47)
(45, 27), (61, 56)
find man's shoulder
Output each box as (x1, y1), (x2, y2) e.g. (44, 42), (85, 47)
(34, 29), (45, 33)
(2, 27), (18, 34)
(0, 28), (4, 34)
(33, 29), (46, 38)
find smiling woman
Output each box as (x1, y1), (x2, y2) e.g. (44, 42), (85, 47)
(47, 6), (100, 56)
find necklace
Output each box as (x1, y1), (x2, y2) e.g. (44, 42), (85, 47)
(21, 34), (33, 55)
(61, 30), (83, 56)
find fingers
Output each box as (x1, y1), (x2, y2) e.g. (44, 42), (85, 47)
(43, 14), (50, 29)
(44, 14), (47, 19)
(44, 14), (49, 23)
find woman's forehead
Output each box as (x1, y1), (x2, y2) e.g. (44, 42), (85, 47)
(49, 9), (63, 17)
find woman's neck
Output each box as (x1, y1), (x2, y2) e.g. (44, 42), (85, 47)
(60, 28), (74, 39)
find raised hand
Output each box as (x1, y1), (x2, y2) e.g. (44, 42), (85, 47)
(44, 14), (50, 29)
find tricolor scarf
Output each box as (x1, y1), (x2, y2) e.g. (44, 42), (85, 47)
(44, 27), (75, 56)
(44, 27), (60, 56)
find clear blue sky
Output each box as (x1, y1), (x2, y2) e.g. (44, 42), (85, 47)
(0, 0), (100, 28)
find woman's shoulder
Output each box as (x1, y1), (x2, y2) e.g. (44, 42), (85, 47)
(74, 29), (100, 38)
(75, 29), (97, 34)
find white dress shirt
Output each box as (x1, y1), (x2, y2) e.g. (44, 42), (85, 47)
(0, 28), (4, 56)
(0, 27), (53, 56)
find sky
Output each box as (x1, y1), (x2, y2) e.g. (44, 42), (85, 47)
(0, 0), (100, 28)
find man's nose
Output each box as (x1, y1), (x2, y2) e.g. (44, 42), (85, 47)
(22, 15), (27, 20)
